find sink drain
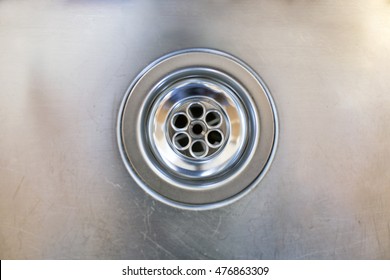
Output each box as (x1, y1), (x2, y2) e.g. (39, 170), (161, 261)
(168, 99), (226, 159)
(118, 49), (278, 210)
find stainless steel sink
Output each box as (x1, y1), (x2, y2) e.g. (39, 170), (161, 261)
(1, 0), (390, 259)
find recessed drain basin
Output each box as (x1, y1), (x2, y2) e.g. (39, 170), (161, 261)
(118, 49), (278, 210)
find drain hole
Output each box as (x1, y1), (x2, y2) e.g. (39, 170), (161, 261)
(173, 133), (190, 150)
(190, 141), (208, 158)
(192, 123), (204, 135)
(188, 103), (204, 119)
(172, 113), (188, 130)
(207, 130), (223, 147)
(205, 111), (221, 127)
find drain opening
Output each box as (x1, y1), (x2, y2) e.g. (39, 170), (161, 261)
(205, 111), (222, 127)
(192, 123), (204, 135)
(188, 103), (205, 119)
(190, 140), (208, 158)
(168, 99), (228, 159)
(173, 133), (190, 150)
(207, 130), (223, 147)
(172, 113), (188, 130)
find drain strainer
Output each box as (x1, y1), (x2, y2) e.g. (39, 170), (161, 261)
(118, 49), (278, 210)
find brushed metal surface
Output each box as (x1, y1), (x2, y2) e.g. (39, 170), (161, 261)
(1, 0), (390, 259)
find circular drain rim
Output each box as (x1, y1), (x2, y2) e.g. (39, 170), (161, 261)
(117, 48), (279, 210)
(147, 72), (249, 180)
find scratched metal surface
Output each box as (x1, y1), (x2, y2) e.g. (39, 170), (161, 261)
(1, 0), (390, 259)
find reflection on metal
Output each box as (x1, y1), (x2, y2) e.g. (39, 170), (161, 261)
(118, 49), (278, 209)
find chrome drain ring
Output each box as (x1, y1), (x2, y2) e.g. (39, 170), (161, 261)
(118, 49), (278, 210)
(148, 74), (248, 179)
